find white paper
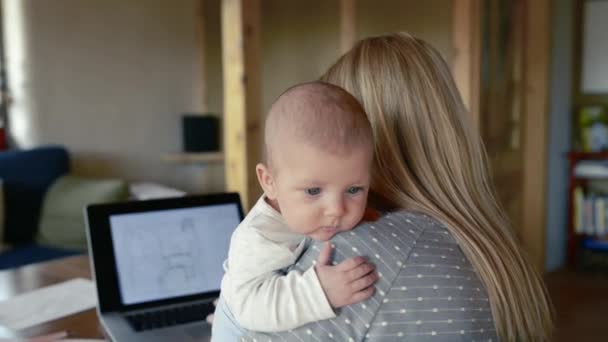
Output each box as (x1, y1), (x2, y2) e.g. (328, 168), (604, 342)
(0, 278), (97, 330)
(0, 338), (107, 342)
(0, 339), (107, 342)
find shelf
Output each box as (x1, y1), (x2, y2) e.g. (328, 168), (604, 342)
(163, 152), (224, 164)
(568, 151), (608, 160)
(573, 159), (608, 179)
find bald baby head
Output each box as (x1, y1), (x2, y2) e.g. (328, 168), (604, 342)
(264, 81), (372, 169)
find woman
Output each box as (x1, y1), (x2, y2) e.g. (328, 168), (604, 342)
(324, 33), (554, 340)
(238, 33), (553, 341)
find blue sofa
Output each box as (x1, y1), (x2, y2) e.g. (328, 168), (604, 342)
(0, 145), (82, 269)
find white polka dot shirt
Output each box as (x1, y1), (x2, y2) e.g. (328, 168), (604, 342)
(241, 211), (498, 342)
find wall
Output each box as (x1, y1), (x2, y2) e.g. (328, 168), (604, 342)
(2, 0), (223, 193)
(202, 0), (223, 116)
(260, 0), (341, 112)
(356, 0), (453, 62)
(259, 0), (454, 110)
(2, 0), (452, 194)
(545, 0), (573, 271)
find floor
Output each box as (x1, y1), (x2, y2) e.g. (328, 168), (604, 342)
(544, 269), (608, 341)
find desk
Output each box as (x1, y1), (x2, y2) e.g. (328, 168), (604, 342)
(0, 255), (104, 339)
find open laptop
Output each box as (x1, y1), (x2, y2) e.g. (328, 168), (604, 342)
(85, 192), (243, 342)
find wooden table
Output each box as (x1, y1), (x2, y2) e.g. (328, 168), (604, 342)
(0, 255), (105, 340)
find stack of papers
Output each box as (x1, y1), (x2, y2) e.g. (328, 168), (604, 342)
(0, 278), (97, 330)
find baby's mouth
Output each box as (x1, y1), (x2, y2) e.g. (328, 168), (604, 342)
(321, 226), (338, 233)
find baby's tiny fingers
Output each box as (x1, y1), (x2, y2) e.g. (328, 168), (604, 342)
(349, 285), (375, 305)
(350, 272), (378, 292)
(347, 262), (375, 281)
(337, 256), (367, 272)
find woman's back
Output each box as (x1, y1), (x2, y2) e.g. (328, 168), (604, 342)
(320, 33), (553, 340)
(243, 211), (498, 341)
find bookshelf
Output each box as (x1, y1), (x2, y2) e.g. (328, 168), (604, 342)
(567, 151), (608, 266)
(568, 0), (608, 269)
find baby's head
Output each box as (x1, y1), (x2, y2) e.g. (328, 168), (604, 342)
(256, 81), (373, 241)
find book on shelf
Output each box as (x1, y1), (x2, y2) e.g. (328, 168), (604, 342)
(585, 195), (594, 235)
(573, 186), (608, 237)
(597, 197), (606, 235)
(575, 186), (584, 233)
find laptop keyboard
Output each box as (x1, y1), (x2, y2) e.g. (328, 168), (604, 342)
(126, 302), (215, 332)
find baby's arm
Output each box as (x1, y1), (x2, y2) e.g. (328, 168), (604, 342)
(222, 229), (377, 332)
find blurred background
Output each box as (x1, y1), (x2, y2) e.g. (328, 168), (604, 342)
(0, 0), (606, 340)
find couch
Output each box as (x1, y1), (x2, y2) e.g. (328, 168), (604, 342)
(0, 145), (129, 269)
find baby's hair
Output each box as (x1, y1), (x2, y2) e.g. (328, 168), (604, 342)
(264, 81), (372, 168)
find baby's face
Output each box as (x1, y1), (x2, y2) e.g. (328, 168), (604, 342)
(268, 142), (372, 241)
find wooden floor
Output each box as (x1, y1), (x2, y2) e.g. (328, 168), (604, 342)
(544, 269), (608, 341)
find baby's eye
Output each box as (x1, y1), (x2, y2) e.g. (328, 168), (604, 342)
(347, 186), (363, 195)
(305, 188), (321, 196)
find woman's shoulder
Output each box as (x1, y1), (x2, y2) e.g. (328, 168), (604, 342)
(358, 210), (458, 245)
(308, 210), (462, 266)
(375, 209), (443, 228)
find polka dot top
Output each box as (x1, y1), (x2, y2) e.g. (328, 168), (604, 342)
(242, 210), (498, 342)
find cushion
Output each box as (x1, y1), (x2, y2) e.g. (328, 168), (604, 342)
(0, 146), (69, 244)
(37, 175), (129, 250)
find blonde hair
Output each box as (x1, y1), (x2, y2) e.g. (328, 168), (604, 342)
(264, 81), (372, 168)
(321, 33), (553, 341)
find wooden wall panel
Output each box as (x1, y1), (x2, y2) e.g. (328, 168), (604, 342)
(521, 0), (551, 271)
(474, 0), (550, 271)
(452, 0), (481, 130)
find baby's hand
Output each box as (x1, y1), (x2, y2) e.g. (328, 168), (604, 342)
(314, 242), (378, 308)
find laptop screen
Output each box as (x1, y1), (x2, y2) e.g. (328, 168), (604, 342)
(108, 203), (240, 306)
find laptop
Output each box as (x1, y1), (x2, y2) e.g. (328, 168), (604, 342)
(85, 192), (243, 342)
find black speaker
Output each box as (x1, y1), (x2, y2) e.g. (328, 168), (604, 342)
(182, 114), (220, 152)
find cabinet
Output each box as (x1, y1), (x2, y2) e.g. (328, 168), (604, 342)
(567, 151), (608, 267)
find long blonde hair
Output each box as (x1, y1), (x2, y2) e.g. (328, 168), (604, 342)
(321, 33), (553, 341)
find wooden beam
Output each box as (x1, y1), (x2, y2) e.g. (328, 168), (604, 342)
(221, 0), (262, 210)
(452, 0), (481, 130)
(340, 0), (356, 54)
(521, 0), (551, 272)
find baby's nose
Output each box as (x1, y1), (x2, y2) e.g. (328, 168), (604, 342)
(326, 198), (345, 218)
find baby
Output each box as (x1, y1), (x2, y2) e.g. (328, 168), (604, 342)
(212, 81), (378, 340)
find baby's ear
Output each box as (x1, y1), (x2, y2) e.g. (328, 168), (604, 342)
(256, 163), (277, 199)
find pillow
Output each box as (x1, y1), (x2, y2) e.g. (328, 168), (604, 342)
(37, 175), (129, 250)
